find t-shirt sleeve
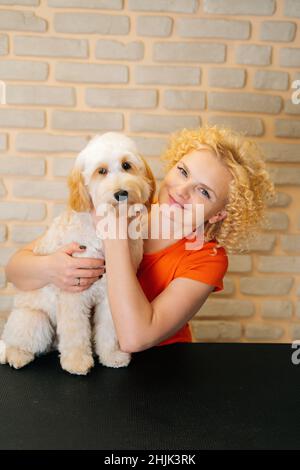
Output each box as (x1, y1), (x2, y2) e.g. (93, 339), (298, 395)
(173, 245), (228, 292)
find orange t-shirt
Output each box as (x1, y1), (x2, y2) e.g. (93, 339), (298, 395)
(136, 236), (228, 347)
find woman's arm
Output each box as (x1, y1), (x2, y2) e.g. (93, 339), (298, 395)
(5, 238), (105, 292)
(103, 237), (214, 353)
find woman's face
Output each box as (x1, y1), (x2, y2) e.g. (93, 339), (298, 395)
(158, 146), (232, 233)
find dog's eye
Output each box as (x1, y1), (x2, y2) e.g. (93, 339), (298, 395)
(122, 162), (131, 171)
(98, 168), (107, 175)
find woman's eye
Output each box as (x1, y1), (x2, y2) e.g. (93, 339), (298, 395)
(122, 162), (131, 170)
(98, 168), (107, 175)
(177, 166), (187, 177)
(198, 188), (210, 199)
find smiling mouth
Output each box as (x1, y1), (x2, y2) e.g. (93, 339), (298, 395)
(168, 193), (183, 208)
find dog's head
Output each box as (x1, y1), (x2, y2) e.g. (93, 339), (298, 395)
(67, 132), (156, 214)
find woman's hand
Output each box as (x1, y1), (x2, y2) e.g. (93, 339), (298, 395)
(47, 242), (105, 293)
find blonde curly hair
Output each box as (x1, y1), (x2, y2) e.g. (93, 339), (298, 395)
(160, 124), (276, 254)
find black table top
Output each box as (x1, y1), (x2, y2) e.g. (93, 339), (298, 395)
(0, 343), (299, 450)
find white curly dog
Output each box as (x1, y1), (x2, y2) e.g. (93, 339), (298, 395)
(0, 132), (156, 375)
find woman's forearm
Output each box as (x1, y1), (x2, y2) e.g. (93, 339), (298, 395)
(5, 249), (52, 291)
(104, 238), (153, 352)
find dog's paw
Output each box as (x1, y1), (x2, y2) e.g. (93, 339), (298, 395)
(6, 346), (34, 369)
(60, 350), (94, 376)
(99, 349), (131, 368)
(0, 340), (7, 364)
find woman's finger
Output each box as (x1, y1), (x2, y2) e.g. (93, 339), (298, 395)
(72, 267), (106, 279)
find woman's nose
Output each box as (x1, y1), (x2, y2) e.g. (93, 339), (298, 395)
(176, 184), (190, 201)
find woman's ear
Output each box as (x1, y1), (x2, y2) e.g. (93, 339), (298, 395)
(67, 166), (93, 212)
(140, 156), (157, 211)
(208, 210), (227, 224)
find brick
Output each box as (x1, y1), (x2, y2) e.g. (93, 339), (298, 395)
(260, 142), (300, 162)
(0, 180), (7, 197)
(263, 211), (289, 231)
(284, 0), (300, 18)
(52, 111), (123, 131)
(52, 203), (66, 219)
(48, 0), (122, 8)
(0, 224), (7, 242)
(128, 0), (198, 13)
(14, 35), (88, 58)
(211, 277), (235, 296)
(203, 0), (275, 15)
(208, 68), (246, 88)
(236, 45), (271, 66)
(54, 13), (129, 34)
(52, 157), (75, 177)
(228, 255), (252, 272)
(196, 299), (254, 318)
(130, 114), (200, 134)
(0, 34), (8, 55)
(0, 270), (6, 289)
(13, 180), (68, 200)
(275, 120), (300, 138)
(144, 156), (164, 180)
(0, 295), (14, 312)
(11, 225), (46, 243)
(245, 324), (284, 340)
(0, 0), (39, 4)
(208, 92), (282, 114)
(0, 109), (45, 128)
(154, 42), (226, 63)
(136, 65), (201, 85)
(0, 9), (46, 32)
(262, 300), (293, 319)
(269, 167), (300, 185)
(16, 133), (88, 153)
(0, 134), (7, 151)
(284, 99), (300, 115)
(282, 235), (300, 253)
(207, 115), (264, 137)
(260, 21), (296, 42)
(177, 18), (250, 39)
(7, 85), (75, 107)
(254, 70), (289, 91)
(258, 256), (300, 273)
(86, 88), (157, 109)
(0, 156), (45, 176)
(137, 16), (173, 37)
(56, 62), (128, 84)
(0, 202), (46, 221)
(0, 60), (48, 81)
(240, 277), (293, 296)
(164, 90), (205, 110)
(267, 192), (291, 208)
(280, 48), (300, 67)
(131, 136), (167, 157)
(95, 40), (144, 60)
(291, 325), (300, 341)
(192, 321), (241, 340)
(0, 247), (17, 267)
(247, 233), (276, 251)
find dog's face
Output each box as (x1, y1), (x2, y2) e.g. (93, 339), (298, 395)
(67, 132), (156, 213)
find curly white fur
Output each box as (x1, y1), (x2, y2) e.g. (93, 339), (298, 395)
(1, 132), (155, 375)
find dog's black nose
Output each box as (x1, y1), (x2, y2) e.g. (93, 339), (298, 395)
(114, 190), (128, 202)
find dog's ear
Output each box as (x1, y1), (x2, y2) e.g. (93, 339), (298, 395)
(67, 166), (93, 212)
(140, 155), (157, 210)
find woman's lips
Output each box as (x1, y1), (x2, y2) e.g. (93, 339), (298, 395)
(168, 194), (183, 207)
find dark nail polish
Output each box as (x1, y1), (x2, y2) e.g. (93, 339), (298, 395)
(80, 245), (86, 249)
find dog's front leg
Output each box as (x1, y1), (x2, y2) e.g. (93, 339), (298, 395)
(56, 293), (94, 375)
(93, 294), (131, 368)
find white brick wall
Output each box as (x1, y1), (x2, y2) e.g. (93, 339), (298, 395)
(0, 0), (299, 344)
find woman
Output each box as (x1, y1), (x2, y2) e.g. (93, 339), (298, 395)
(5, 125), (275, 353)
